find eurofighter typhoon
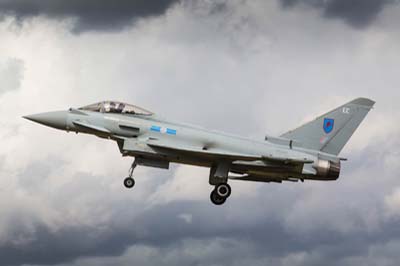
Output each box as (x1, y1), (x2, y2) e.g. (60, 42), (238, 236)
(24, 98), (374, 205)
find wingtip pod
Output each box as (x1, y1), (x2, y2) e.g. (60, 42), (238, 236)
(350, 97), (375, 109)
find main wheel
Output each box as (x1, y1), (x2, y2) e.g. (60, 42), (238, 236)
(215, 183), (231, 198)
(124, 177), (135, 188)
(210, 190), (226, 205)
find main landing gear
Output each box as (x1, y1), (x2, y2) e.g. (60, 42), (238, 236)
(209, 163), (232, 206)
(124, 160), (137, 189)
(210, 183), (232, 205)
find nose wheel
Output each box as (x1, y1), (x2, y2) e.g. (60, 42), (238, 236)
(210, 183), (231, 205)
(124, 160), (137, 189)
(124, 177), (135, 188)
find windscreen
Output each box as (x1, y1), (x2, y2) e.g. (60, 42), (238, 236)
(79, 101), (153, 115)
(79, 102), (102, 112)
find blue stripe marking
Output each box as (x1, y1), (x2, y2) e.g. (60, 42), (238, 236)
(166, 128), (177, 135)
(150, 125), (161, 132)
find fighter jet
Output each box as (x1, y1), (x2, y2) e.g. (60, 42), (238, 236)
(24, 98), (374, 205)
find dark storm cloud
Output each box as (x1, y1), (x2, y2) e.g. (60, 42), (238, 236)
(280, 0), (394, 28)
(0, 0), (180, 33)
(3, 199), (400, 266)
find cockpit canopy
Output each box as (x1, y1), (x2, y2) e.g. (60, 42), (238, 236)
(79, 101), (153, 116)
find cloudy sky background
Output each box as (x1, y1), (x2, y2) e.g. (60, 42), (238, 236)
(0, 0), (399, 265)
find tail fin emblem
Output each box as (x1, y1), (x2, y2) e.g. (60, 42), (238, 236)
(323, 118), (334, 134)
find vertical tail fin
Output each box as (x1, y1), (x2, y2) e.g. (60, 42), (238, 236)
(280, 98), (375, 155)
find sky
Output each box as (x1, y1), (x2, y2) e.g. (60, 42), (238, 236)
(0, 0), (399, 265)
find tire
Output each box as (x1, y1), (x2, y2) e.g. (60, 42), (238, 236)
(124, 177), (135, 188)
(210, 190), (226, 205)
(215, 183), (231, 198)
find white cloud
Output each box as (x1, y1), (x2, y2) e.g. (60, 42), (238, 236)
(149, 165), (210, 204)
(178, 213), (193, 224)
(385, 188), (400, 217)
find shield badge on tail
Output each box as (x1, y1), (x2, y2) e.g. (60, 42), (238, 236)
(323, 118), (334, 134)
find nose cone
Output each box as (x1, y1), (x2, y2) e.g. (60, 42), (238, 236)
(23, 111), (68, 130)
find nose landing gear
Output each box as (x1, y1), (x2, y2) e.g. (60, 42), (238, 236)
(124, 160), (137, 189)
(124, 177), (135, 188)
